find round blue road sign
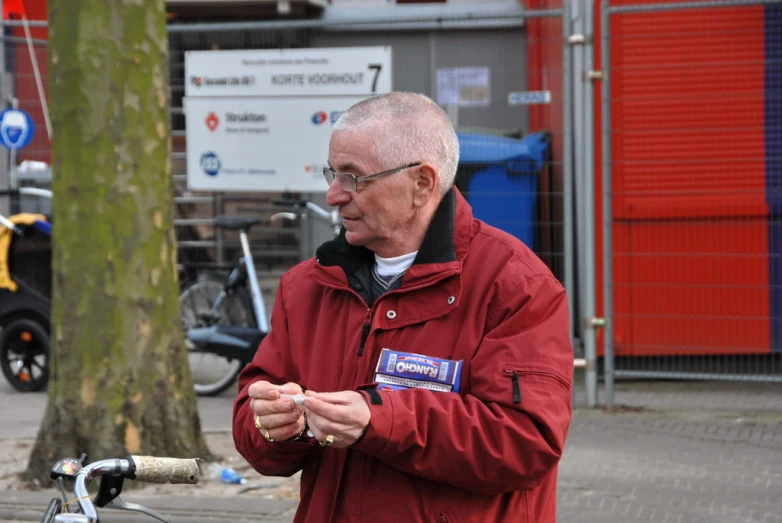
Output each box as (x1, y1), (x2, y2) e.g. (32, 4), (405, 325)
(0, 108), (35, 150)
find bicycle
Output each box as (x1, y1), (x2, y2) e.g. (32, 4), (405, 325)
(178, 199), (341, 396)
(41, 453), (199, 523)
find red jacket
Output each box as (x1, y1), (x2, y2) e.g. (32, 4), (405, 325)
(233, 189), (573, 522)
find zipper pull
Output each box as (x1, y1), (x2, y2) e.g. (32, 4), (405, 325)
(358, 309), (372, 356)
(510, 371), (521, 404)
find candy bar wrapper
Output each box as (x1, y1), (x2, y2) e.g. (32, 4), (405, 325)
(374, 348), (462, 393)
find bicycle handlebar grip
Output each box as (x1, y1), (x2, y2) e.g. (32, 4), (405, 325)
(129, 456), (200, 484)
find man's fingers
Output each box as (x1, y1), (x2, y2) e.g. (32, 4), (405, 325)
(251, 397), (298, 416)
(303, 396), (353, 424)
(265, 418), (303, 442)
(304, 413), (350, 440)
(248, 381), (281, 401)
(257, 409), (302, 430)
(305, 391), (354, 405)
(278, 382), (304, 395)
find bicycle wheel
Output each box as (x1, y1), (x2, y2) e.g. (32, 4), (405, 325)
(179, 279), (256, 396)
(40, 497), (63, 523)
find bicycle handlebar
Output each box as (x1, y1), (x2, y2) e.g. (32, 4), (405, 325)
(271, 199), (339, 226)
(0, 187), (53, 199)
(51, 455), (199, 523)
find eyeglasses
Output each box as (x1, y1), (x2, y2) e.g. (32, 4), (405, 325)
(323, 162), (422, 193)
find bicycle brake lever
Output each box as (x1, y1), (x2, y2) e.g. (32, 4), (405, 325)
(105, 497), (170, 523)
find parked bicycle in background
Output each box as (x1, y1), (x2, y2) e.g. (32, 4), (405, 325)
(178, 198), (341, 396)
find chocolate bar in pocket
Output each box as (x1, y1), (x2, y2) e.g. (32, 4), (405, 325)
(374, 348), (463, 393)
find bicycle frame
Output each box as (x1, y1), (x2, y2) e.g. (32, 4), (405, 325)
(199, 227), (268, 333)
(239, 228), (269, 333)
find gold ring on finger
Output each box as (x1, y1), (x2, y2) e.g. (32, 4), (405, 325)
(254, 415), (275, 442)
(319, 434), (335, 447)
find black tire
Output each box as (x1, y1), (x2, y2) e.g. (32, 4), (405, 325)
(0, 317), (49, 392)
(40, 497), (63, 523)
(179, 279), (256, 396)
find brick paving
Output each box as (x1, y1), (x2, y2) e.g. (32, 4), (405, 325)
(1, 380), (780, 521)
(560, 380), (782, 522)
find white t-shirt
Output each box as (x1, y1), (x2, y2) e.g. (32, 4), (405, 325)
(375, 251), (418, 277)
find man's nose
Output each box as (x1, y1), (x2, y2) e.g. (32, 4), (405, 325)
(326, 180), (350, 207)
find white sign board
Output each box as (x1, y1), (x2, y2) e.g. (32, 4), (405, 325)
(185, 46), (392, 192)
(186, 97), (367, 193)
(508, 90), (551, 105)
(185, 47), (392, 98)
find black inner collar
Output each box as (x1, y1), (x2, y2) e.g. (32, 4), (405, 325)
(315, 189), (457, 277)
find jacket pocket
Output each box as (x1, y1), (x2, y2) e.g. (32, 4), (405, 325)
(502, 367), (570, 405)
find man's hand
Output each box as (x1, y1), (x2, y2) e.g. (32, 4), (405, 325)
(302, 391), (371, 448)
(248, 381), (306, 442)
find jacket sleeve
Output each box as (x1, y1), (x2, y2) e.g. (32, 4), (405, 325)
(353, 274), (573, 494)
(232, 275), (315, 477)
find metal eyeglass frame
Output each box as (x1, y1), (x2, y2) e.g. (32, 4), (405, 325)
(323, 162), (422, 192)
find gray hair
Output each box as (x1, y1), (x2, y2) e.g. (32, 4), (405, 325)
(333, 92), (460, 196)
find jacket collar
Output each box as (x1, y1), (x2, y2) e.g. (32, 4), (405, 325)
(314, 188), (474, 285)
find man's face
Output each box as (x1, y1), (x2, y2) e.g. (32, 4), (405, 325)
(325, 128), (417, 256)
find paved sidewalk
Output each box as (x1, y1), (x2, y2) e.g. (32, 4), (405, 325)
(2, 381), (780, 522)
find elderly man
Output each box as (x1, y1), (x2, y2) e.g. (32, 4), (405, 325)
(233, 92), (573, 522)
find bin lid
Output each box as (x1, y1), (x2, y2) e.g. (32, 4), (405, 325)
(457, 131), (549, 172)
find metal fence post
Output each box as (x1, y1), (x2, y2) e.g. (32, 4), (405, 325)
(582, 0), (599, 408)
(562, 0), (578, 406)
(572, 0), (599, 408)
(600, 0), (615, 407)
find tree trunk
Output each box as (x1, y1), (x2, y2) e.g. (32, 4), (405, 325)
(25, 0), (212, 482)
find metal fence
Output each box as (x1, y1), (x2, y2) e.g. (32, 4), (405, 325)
(0, 4), (576, 356)
(10, 2), (781, 409)
(599, 0), (782, 404)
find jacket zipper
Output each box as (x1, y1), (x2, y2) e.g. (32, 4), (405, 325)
(509, 371), (521, 404)
(503, 369), (570, 405)
(358, 309), (372, 356)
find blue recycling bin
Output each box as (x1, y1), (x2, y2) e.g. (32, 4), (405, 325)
(456, 131), (550, 250)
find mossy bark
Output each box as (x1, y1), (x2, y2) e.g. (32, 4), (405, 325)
(25, 0), (212, 482)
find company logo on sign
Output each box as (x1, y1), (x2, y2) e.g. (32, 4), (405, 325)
(226, 112), (266, 123)
(330, 111), (344, 125)
(200, 151), (221, 177)
(311, 111), (327, 125)
(190, 75), (255, 88)
(205, 112), (220, 132)
(305, 163), (329, 176)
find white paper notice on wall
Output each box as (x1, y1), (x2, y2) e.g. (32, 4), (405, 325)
(436, 67), (491, 107)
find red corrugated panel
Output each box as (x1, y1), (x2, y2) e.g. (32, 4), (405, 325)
(610, 4), (767, 220)
(613, 220), (770, 356)
(605, 2), (770, 356)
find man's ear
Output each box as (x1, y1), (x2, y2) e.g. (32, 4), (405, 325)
(412, 163), (438, 207)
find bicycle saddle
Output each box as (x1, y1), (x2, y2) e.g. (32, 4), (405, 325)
(214, 216), (261, 231)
